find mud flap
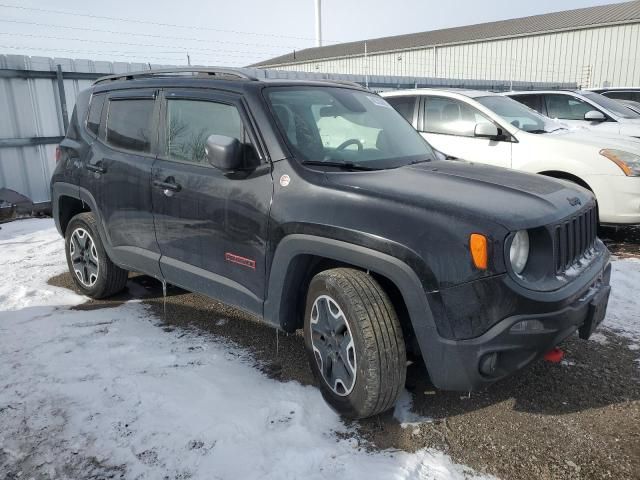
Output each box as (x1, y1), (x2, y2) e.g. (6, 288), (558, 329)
(579, 286), (611, 340)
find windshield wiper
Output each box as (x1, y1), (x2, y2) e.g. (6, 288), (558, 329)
(526, 129), (549, 134)
(409, 157), (434, 165)
(301, 160), (381, 171)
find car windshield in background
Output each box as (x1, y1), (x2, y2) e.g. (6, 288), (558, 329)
(582, 92), (640, 119)
(265, 87), (435, 169)
(476, 95), (564, 133)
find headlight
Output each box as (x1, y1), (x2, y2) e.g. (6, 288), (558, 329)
(599, 149), (640, 176)
(509, 230), (530, 275)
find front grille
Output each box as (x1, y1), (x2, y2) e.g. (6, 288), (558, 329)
(554, 206), (598, 274)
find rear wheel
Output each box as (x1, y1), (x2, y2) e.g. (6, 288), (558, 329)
(304, 268), (406, 419)
(65, 212), (128, 299)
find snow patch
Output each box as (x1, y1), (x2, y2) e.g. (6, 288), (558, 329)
(603, 258), (640, 351)
(393, 389), (432, 428)
(589, 332), (609, 345)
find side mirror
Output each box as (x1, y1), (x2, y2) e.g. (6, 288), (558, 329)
(205, 135), (242, 170)
(474, 122), (500, 139)
(584, 110), (606, 122)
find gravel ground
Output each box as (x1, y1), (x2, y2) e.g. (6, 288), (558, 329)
(601, 226), (640, 258)
(49, 243), (640, 480)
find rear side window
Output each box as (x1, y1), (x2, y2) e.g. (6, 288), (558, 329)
(604, 91), (640, 102)
(166, 99), (243, 164)
(603, 91), (633, 101)
(385, 96), (416, 123)
(87, 94), (105, 136)
(106, 99), (155, 152)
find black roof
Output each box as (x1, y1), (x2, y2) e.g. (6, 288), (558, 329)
(253, 1), (640, 67)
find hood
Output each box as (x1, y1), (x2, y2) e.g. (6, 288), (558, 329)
(548, 129), (640, 151)
(618, 118), (640, 125)
(325, 160), (593, 231)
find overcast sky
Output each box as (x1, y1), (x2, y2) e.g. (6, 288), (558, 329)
(0, 0), (627, 67)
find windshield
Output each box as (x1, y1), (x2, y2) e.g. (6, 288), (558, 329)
(265, 87), (435, 169)
(476, 95), (564, 133)
(582, 92), (640, 119)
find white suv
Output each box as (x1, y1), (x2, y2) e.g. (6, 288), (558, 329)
(506, 90), (640, 137)
(381, 89), (640, 226)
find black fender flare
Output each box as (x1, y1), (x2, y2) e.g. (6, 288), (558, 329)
(51, 182), (81, 236)
(263, 234), (444, 379)
(52, 183), (117, 261)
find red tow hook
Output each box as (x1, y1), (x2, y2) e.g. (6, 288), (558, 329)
(544, 348), (564, 363)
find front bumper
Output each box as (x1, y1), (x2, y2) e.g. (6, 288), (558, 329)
(585, 174), (640, 225)
(423, 257), (611, 392)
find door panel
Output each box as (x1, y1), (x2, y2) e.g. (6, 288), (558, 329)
(419, 96), (512, 169)
(421, 132), (512, 168)
(152, 89), (272, 315)
(80, 89), (162, 278)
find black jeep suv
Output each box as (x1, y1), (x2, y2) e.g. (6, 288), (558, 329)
(51, 68), (611, 419)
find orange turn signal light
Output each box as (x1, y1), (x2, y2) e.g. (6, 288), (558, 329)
(469, 233), (488, 270)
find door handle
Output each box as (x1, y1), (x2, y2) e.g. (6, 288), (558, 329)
(153, 178), (182, 195)
(85, 163), (106, 174)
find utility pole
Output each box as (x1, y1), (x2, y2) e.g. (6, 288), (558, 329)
(315, 0), (322, 47)
(187, 52), (191, 66)
(364, 41), (369, 89)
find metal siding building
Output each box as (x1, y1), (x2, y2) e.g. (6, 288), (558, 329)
(0, 56), (163, 205)
(253, 1), (640, 88)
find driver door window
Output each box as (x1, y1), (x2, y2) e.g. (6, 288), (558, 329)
(544, 95), (593, 120)
(419, 96), (511, 169)
(166, 99), (243, 165)
(422, 97), (494, 137)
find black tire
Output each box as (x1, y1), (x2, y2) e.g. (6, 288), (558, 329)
(303, 268), (406, 419)
(64, 212), (128, 299)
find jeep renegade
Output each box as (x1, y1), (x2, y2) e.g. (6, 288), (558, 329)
(51, 68), (611, 419)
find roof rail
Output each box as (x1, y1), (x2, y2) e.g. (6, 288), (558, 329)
(93, 67), (258, 85)
(321, 79), (366, 89)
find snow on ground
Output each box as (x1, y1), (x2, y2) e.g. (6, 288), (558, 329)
(0, 219), (489, 480)
(393, 390), (432, 430)
(605, 257), (640, 348)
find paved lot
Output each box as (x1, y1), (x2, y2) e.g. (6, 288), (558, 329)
(48, 225), (640, 480)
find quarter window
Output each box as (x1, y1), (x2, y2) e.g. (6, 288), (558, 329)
(423, 97), (493, 137)
(87, 94), (105, 136)
(106, 99), (154, 152)
(544, 95), (593, 121)
(166, 99), (243, 164)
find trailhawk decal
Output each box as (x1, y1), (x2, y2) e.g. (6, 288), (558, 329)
(225, 252), (256, 269)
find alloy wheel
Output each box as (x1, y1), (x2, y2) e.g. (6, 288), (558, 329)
(69, 227), (99, 288)
(310, 294), (357, 396)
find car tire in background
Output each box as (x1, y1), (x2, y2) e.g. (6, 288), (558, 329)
(304, 268), (406, 419)
(65, 212), (128, 299)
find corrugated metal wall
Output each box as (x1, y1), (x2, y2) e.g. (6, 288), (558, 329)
(264, 23), (640, 88)
(0, 55), (162, 205)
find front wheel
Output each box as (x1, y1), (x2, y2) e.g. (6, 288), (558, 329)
(304, 268), (406, 419)
(65, 212), (128, 299)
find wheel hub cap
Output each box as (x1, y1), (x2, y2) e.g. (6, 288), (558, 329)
(69, 228), (99, 288)
(310, 295), (357, 396)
